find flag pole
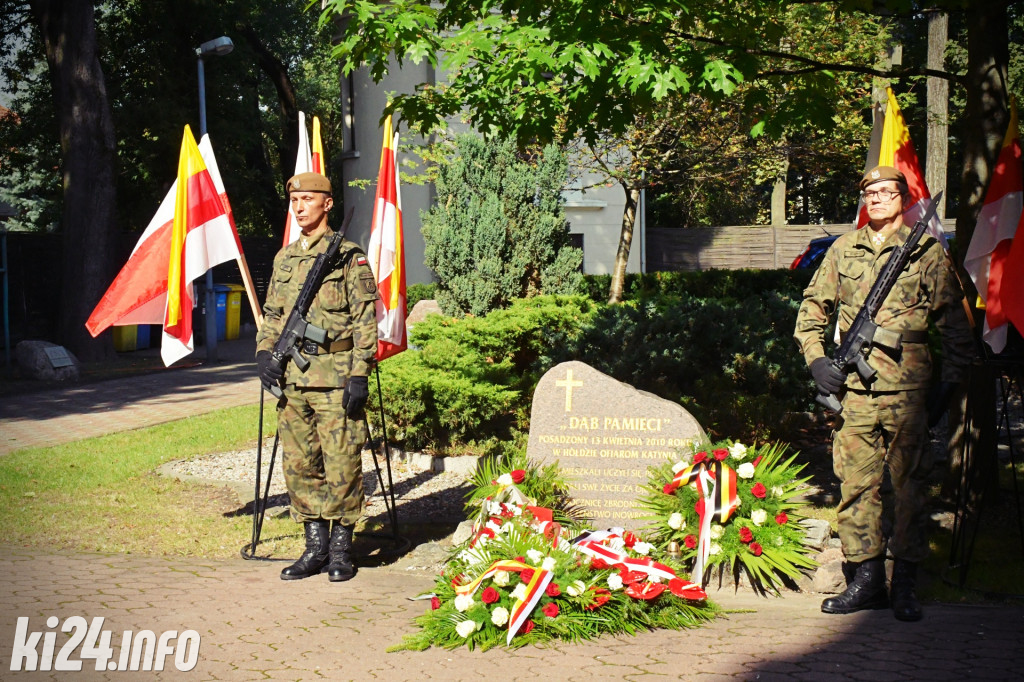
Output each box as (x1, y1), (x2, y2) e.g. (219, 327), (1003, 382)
(235, 253), (264, 327)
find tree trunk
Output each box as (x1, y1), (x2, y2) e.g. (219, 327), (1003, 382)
(955, 1), (1010, 275)
(926, 11), (949, 219)
(771, 153), (788, 226)
(30, 0), (117, 361)
(240, 24), (299, 187)
(607, 185), (640, 304)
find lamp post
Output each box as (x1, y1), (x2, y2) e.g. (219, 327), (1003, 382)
(195, 36), (233, 363)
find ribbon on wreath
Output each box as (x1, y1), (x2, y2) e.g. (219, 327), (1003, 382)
(452, 558), (553, 644)
(572, 530), (706, 601)
(664, 458), (740, 585)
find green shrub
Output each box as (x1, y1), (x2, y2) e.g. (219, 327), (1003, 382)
(371, 295), (597, 452)
(580, 269), (814, 304)
(406, 282), (437, 311)
(422, 134), (583, 317)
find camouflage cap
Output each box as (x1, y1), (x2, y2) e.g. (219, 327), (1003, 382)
(287, 172), (332, 194)
(860, 165), (907, 191)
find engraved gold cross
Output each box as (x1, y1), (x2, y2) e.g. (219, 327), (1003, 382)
(555, 368), (583, 411)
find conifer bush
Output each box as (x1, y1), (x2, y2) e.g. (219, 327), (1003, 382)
(422, 135), (583, 317)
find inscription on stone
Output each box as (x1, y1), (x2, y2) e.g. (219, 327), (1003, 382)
(527, 361), (706, 530)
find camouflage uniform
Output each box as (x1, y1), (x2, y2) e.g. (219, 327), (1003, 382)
(794, 223), (973, 563)
(256, 227), (378, 526)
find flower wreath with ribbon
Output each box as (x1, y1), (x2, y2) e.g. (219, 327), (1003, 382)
(640, 440), (818, 593)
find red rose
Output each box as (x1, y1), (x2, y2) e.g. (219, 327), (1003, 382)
(520, 568), (536, 584)
(546, 582), (561, 597)
(430, 596), (441, 610)
(520, 619), (535, 634)
(542, 602), (559, 618)
(750, 542), (763, 556)
(510, 469), (526, 484)
(663, 482), (677, 495)
(585, 587), (611, 610)
(775, 512), (788, 525)
(622, 531), (638, 548)
(751, 482), (767, 498)
(591, 558), (609, 570)
(693, 451), (708, 464)
(713, 448), (729, 461)
(683, 534), (697, 549)
(481, 586), (500, 604)
(738, 527), (753, 543)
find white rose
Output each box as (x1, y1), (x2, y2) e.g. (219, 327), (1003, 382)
(566, 580), (586, 597)
(771, 486), (784, 497)
(737, 462), (755, 479)
(497, 473), (513, 486)
(667, 512), (685, 530)
(729, 442), (748, 460)
(709, 524), (724, 539)
(511, 584), (528, 601)
(455, 620), (477, 638)
(492, 571), (510, 587)
(607, 574), (623, 590)
(490, 607), (509, 627)
(709, 543), (722, 556)
(454, 594), (474, 612)
(633, 541), (652, 555)
(526, 549), (544, 564)
(542, 557), (556, 571)
(751, 509), (768, 526)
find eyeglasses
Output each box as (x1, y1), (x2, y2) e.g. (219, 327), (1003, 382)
(862, 189), (899, 202)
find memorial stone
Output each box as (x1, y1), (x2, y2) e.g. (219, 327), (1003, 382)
(527, 361), (706, 529)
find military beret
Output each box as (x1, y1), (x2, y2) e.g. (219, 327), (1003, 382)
(860, 165), (907, 192)
(286, 172), (332, 194)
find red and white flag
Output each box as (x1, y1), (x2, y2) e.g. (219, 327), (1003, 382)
(856, 87), (947, 247)
(282, 111), (313, 247)
(367, 114), (407, 361)
(86, 126), (242, 366)
(964, 98), (1024, 353)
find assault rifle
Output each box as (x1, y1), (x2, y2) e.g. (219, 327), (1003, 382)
(817, 192), (943, 413)
(262, 207), (355, 399)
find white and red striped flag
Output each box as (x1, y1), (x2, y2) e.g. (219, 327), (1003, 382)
(856, 88), (947, 247)
(367, 114), (407, 361)
(86, 126), (242, 366)
(282, 111), (313, 247)
(964, 98), (1024, 353)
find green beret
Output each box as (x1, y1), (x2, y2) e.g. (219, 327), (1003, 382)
(860, 165), (907, 192)
(286, 172), (332, 194)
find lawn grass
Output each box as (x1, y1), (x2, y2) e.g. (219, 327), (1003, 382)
(0, 402), (304, 559)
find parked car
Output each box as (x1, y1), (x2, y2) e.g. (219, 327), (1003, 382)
(790, 235), (838, 271)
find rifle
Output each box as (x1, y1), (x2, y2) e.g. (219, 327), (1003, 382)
(262, 207), (355, 399)
(817, 192), (943, 413)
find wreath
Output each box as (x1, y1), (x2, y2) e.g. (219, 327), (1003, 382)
(391, 453), (718, 651)
(639, 440), (817, 593)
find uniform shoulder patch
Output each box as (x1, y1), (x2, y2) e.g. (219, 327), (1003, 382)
(357, 255), (369, 267)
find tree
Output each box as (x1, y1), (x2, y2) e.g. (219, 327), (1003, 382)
(423, 134), (583, 316)
(322, 0), (1016, 298)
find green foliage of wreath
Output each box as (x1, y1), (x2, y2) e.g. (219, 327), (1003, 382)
(639, 441), (818, 594)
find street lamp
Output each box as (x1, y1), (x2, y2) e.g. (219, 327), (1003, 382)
(195, 36), (233, 363)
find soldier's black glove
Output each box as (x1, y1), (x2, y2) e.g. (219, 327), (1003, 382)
(257, 350), (284, 388)
(342, 375), (369, 418)
(810, 357), (847, 395)
(926, 380), (958, 428)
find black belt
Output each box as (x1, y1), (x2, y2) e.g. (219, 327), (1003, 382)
(840, 329), (928, 344)
(301, 337), (354, 355)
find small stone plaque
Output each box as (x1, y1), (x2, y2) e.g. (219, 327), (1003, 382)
(43, 345), (74, 368)
(527, 361), (706, 530)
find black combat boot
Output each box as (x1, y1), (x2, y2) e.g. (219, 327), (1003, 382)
(821, 558), (888, 614)
(280, 520), (330, 580)
(890, 559), (923, 622)
(327, 522), (357, 582)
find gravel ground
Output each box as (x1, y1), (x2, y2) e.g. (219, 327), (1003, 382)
(167, 441), (476, 525)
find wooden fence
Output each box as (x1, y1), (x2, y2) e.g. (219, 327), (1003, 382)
(645, 219), (957, 271)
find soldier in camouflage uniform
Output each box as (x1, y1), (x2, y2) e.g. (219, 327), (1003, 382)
(794, 166), (973, 621)
(256, 172), (378, 582)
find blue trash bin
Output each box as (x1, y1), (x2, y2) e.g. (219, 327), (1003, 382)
(136, 324), (151, 349)
(213, 285), (230, 341)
